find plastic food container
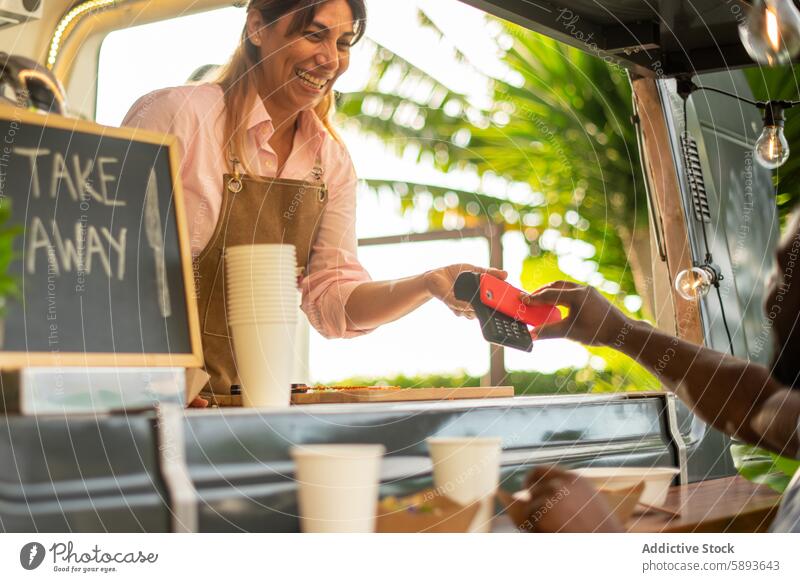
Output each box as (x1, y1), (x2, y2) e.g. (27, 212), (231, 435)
(572, 466), (680, 506)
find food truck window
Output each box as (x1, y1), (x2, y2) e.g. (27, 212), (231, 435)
(42, 0), (784, 491)
(92, 2), (662, 394)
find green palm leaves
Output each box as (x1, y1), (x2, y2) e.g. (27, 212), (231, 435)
(340, 16), (648, 305)
(338, 11), (659, 391)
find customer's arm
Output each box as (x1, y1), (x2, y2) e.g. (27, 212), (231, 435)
(522, 281), (800, 458)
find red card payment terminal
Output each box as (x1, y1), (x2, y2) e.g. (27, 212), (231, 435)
(478, 275), (562, 328)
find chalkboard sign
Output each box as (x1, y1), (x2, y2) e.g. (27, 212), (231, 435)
(0, 104), (202, 367)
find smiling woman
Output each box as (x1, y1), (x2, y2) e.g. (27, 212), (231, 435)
(120, 0), (504, 398)
(218, 0), (367, 172)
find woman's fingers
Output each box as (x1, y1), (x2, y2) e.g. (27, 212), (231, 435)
(486, 267), (509, 280)
(448, 296), (473, 313)
(459, 264), (508, 280)
(452, 308), (474, 319)
(448, 302), (474, 318)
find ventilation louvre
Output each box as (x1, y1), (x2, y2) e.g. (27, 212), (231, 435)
(680, 132), (711, 224)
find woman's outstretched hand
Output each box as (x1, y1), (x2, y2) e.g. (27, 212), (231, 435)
(423, 264), (508, 319)
(519, 281), (631, 346)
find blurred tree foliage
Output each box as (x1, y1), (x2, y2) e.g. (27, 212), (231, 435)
(338, 15), (650, 309)
(731, 443), (800, 494)
(324, 367), (654, 395)
(0, 198), (20, 319)
(335, 12), (661, 393)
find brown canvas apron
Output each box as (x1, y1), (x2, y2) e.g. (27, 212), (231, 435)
(195, 152), (328, 395)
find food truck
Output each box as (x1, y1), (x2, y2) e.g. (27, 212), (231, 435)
(0, 0), (793, 533)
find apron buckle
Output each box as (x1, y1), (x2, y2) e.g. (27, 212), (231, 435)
(227, 176), (243, 193)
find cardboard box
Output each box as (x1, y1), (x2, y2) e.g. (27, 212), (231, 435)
(376, 488), (482, 533)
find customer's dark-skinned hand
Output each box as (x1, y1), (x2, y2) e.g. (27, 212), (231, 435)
(519, 281), (631, 346)
(521, 465), (624, 533)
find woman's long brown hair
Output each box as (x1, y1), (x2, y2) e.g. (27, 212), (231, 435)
(215, 0), (366, 173)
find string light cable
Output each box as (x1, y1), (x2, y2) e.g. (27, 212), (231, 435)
(677, 77), (800, 169)
(675, 78), (738, 356)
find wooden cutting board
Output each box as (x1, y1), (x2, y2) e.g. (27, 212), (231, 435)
(291, 386), (514, 404)
(201, 386), (514, 407)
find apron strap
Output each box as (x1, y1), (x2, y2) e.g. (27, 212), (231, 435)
(227, 148), (243, 194)
(226, 144), (325, 191)
(310, 147), (324, 185)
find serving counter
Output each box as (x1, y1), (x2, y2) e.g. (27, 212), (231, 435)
(1, 392), (712, 532)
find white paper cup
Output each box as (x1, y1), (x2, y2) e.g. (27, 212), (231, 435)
(228, 302), (298, 313)
(227, 277), (299, 290)
(227, 264), (296, 274)
(227, 247), (295, 253)
(229, 274), (295, 281)
(226, 273), (297, 284)
(231, 321), (296, 407)
(227, 306), (300, 323)
(227, 301), (300, 315)
(228, 315), (299, 328)
(226, 255), (296, 266)
(226, 252), (295, 259)
(226, 265), (296, 274)
(227, 261), (295, 267)
(228, 308), (297, 321)
(227, 252), (296, 259)
(427, 437), (502, 533)
(226, 243), (296, 254)
(227, 260), (295, 266)
(227, 286), (299, 296)
(226, 246), (297, 274)
(227, 258), (296, 267)
(226, 289), (300, 306)
(227, 303), (300, 314)
(226, 249), (295, 257)
(291, 444), (385, 533)
(227, 287), (300, 302)
(228, 315), (299, 327)
(225, 244), (297, 257)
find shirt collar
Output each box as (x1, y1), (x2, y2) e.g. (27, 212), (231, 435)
(246, 95), (328, 139)
(298, 108), (329, 145)
(245, 95), (271, 132)
(246, 98), (329, 163)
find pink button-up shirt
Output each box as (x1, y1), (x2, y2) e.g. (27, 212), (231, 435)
(121, 83), (373, 339)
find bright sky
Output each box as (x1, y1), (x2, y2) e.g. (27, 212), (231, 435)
(95, 0), (591, 382)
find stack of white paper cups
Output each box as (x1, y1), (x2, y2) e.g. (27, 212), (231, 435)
(225, 244), (300, 407)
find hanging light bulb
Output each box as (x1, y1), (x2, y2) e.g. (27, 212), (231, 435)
(755, 126), (790, 168)
(675, 265), (719, 301)
(755, 102), (790, 169)
(739, 0), (800, 65)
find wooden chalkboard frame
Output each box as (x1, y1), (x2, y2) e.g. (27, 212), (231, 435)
(0, 103), (203, 368)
